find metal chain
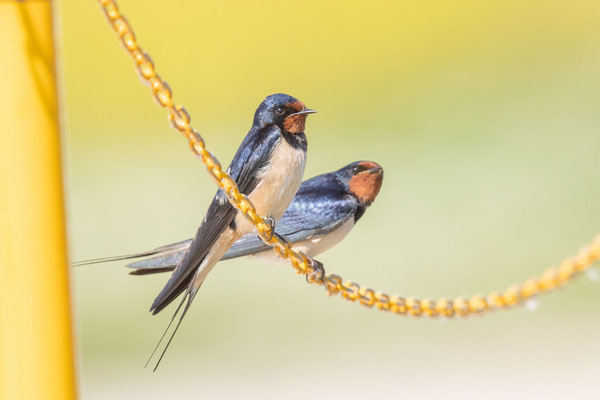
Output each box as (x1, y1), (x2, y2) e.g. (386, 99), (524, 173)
(97, 0), (600, 318)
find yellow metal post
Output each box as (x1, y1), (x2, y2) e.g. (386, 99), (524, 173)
(0, 1), (77, 399)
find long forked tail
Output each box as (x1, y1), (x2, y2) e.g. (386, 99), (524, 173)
(71, 251), (158, 267)
(147, 282), (200, 371)
(71, 239), (192, 267)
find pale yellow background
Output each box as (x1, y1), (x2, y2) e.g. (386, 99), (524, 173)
(61, 1), (600, 399)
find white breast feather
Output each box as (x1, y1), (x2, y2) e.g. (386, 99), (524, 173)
(236, 137), (306, 234)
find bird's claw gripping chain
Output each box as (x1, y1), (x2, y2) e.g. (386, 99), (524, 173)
(263, 217), (277, 241)
(98, 0), (600, 318)
(306, 260), (325, 284)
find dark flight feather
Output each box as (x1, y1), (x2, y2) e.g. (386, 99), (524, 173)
(149, 125), (283, 315)
(125, 172), (358, 274)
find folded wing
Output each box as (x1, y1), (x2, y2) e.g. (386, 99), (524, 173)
(128, 188), (357, 274)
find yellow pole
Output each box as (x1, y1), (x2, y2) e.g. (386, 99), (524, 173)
(0, 1), (77, 399)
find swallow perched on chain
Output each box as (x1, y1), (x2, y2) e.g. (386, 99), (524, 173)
(129, 93), (315, 369)
(83, 161), (384, 274)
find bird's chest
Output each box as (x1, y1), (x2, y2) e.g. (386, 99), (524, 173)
(246, 138), (306, 226)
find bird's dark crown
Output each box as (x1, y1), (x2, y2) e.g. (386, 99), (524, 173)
(338, 161), (384, 206)
(253, 93), (314, 134)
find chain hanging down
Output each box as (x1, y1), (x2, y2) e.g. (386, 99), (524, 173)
(97, 0), (600, 318)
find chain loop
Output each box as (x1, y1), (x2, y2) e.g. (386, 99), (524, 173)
(97, 0), (600, 318)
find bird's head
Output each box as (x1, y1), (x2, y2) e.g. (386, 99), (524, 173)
(340, 161), (384, 206)
(253, 93), (317, 134)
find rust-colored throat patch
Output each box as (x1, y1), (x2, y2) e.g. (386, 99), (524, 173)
(283, 114), (308, 134)
(349, 170), (383, 205)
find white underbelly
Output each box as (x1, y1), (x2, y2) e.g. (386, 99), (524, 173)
(250, 218), (355, 265)
(236, 137), (306, 234)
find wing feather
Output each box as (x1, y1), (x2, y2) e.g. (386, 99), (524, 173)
(222, 190), (357, 259)
(149, 125), (282, 314)
(128, 189), (357, 274)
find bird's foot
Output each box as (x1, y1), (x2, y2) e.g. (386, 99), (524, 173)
(262, 216), (277, 241)
(306, 259), (325, 284)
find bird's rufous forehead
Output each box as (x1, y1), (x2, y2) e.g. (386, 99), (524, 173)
(286, 101), (305, 112)
(358, 161), (381, 170)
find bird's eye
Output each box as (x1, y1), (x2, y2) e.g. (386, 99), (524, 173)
(352, 166), (360, 174)
(274, 106), (285, 115)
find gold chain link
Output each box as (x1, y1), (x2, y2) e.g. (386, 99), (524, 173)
(97, 0), (600, 318)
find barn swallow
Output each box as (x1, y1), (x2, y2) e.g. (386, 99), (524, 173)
(96, 161), (385, 274)
(76, 158), (382, 370)
(130, 93), (315, 369)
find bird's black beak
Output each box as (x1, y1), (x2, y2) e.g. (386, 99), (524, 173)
(368, 165), (383, 175)
(291, 108), (317, 116)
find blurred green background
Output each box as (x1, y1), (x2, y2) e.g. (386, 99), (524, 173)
(62, 0), (600, 398)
